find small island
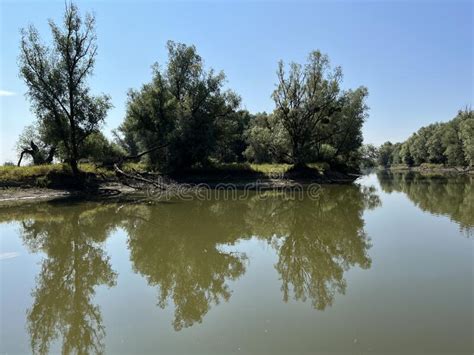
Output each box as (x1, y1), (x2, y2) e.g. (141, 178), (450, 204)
(1, 3), (369, 202)
(0, 3), (472, 204)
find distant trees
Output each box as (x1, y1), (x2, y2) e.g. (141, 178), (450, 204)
(459, 110), (474, 166)
(377, 142), (394, 167)
(359, 144), (378, 169)
(378, 109), (473, 168)
(271, 51), (368, 169)
(19, 3), (111, 175)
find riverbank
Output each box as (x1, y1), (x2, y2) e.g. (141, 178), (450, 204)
(387, 163), (473, 175)
(0, 163), (359, 205)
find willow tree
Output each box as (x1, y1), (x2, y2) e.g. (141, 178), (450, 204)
(19, 3), (111, 176)
(118, 41), (240, 172)
(272, 51), (368, 168)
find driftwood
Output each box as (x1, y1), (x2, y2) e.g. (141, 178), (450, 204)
(111, 142), (175, 191)
(113, 164), (169, 190)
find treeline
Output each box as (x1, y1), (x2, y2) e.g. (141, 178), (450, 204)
(15, 3), (368, 175)
(377, 109), (474, 168)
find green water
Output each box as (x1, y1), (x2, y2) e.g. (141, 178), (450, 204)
(1, 173), (472, 354)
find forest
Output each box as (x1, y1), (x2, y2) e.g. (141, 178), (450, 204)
(12, 3), (368, 179)
(8, 2), (473, 185)
(376, 108), (473, 168)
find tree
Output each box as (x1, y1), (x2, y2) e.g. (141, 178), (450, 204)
(458, 109), (474, 167)
(399, 142), (414, 166)
(377, 141), (394, 167)
(327, 87), (369, 168)
(16, 125), (56, 166)
(442, 120), (466, 167)
(213, 109), (251, 163)
(81, 132), (125, 165)
(119, 41), (240, 172)
(391, 143), (403, 165)
(426, 124), (445, 164)
(19, 2), (111, 176)
(359, 144), (378, 169)
(272, 50), (368, 168)
(385, 109), (472, 169)
(243, 112), (290, 163)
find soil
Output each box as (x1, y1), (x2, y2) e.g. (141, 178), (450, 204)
(0, 169), (360, 206)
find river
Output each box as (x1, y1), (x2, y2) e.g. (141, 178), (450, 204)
(1, 172), (472, 354)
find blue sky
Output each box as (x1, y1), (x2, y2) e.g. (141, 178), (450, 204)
(0, 0), (472, 163)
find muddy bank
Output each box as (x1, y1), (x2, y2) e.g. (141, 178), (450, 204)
(0, 183), (135, 205)
(0, 172), (359, 206)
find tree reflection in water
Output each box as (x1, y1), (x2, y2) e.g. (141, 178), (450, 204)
(123, 201), (248, 331)
(377, 170), (473, 236)
(244, 185), (379, 309)
(4, 182), (380, 353)
(8, 202), (121, 354)
(124, 184), (380, 324)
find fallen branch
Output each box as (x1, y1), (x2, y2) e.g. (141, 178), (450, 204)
(113, 164), (168, 190)
(120, 143), (170, 163)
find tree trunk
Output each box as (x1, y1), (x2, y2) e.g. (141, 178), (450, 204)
(69, 158), (80, 177)
(17, 150), (28, 166)
(291, 140), (306, 169)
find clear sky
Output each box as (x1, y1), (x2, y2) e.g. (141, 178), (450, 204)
(0, 0), (472, 164)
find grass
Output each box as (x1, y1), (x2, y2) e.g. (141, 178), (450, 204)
(0, 162), (146, 185)
(0, 164), (68, 182)
(186, 162), (329, 175)
(215, 163), (293, 175)
(0, 161), (329, 186)
(418, 163), (445, 170)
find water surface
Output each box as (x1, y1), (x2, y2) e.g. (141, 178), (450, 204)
(1, 173), (472, 354)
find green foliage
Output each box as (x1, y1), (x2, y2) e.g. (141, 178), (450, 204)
(243, 112), (290, 163)
(271, 50), (368, 169)
(213, 110), (251, 163)
(378, 109), (473, 168)
(377, 142), (394, 167)
(459, 111), (474, 166)
(118, 41), (240, 173)
(81, 132), (125, 164)
(426, 125), (445, 164)
(359, 144), (378, 169)
(14, 4), (371, 175)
